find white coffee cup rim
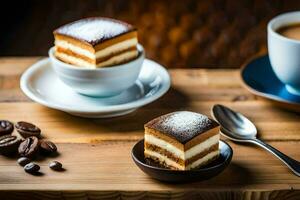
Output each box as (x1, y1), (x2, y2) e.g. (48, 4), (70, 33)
(268, 11), (300, 44)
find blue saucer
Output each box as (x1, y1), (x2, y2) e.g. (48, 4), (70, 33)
(241, 55), (300, 106)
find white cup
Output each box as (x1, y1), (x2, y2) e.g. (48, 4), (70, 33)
(268, 11), (300, 95)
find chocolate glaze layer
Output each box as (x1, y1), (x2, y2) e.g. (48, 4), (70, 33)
(54, 17), (136, 46)
(145, 111), (219, 144)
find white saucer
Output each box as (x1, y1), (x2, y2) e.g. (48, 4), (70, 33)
(20, 58), (171, 118)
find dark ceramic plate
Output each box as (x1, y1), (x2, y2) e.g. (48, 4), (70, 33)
(241, 55), (300, 109)
(131, 139), (232, 182)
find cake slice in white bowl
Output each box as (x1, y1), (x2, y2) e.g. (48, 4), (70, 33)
(53, 17), (138, 68)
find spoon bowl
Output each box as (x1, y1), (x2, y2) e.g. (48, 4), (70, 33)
(212, 104), (257, 140)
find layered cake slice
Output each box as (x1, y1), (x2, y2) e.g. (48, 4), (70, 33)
(144, 111), (220, 170)
(53, 17), (138, 68)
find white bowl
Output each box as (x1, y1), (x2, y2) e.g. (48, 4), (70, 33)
(48, 44), (145, 97)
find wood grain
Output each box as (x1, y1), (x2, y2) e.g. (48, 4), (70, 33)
(0, 141), (300, 190)
(0, 102), (299, 142)
(0, 57), (300, 199)
(0, 141), (300, 199)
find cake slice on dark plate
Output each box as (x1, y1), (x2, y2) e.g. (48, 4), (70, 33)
(144, 111), (220, 170)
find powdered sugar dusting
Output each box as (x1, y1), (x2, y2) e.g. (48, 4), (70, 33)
(55, 18), (134, 45)
(162, 111), (210, 132)
(146, 111), (219, 143)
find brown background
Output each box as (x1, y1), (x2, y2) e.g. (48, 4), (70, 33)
(1, 0), (300, 68)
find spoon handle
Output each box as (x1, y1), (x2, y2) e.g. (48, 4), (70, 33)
(251, 138), (300, 177)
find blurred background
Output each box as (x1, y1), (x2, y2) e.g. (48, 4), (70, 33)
(0, 0), (299, 68)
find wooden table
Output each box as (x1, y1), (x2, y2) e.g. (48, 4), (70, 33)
(1, 57), (300, 200)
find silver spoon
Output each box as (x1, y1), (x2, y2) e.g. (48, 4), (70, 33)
(212, 104), (300, 177)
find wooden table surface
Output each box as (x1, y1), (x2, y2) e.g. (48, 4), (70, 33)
(1, 57), (300, 200)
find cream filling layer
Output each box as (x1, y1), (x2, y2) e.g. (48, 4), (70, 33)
(186, 150), (219, 170)
(55, 51), (95, 68)
(144, 134), (219, 160)
(96, 50), (137, 68)
(145, 149), (219, 170)
(55, 50), (138, 68)
(55, 38), (138, 60)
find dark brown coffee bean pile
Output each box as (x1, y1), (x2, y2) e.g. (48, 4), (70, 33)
(0, 120), (14, 136)
(24, 162), (40, 174)
(49, 161), (63, 171)
(0, 120), (64, 175)
(15, 121), (41, 138)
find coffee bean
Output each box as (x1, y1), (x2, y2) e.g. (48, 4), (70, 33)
(0, 120), (14, 136)
(17, 157), (31, 166)
(49, 161), (62, 171)
(18, 136), (39, 158)
(0, 135), (21, 155)
(24, 162), (40, 174)
(15, 121), (41, 138)
(40, 140), (57, 155)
